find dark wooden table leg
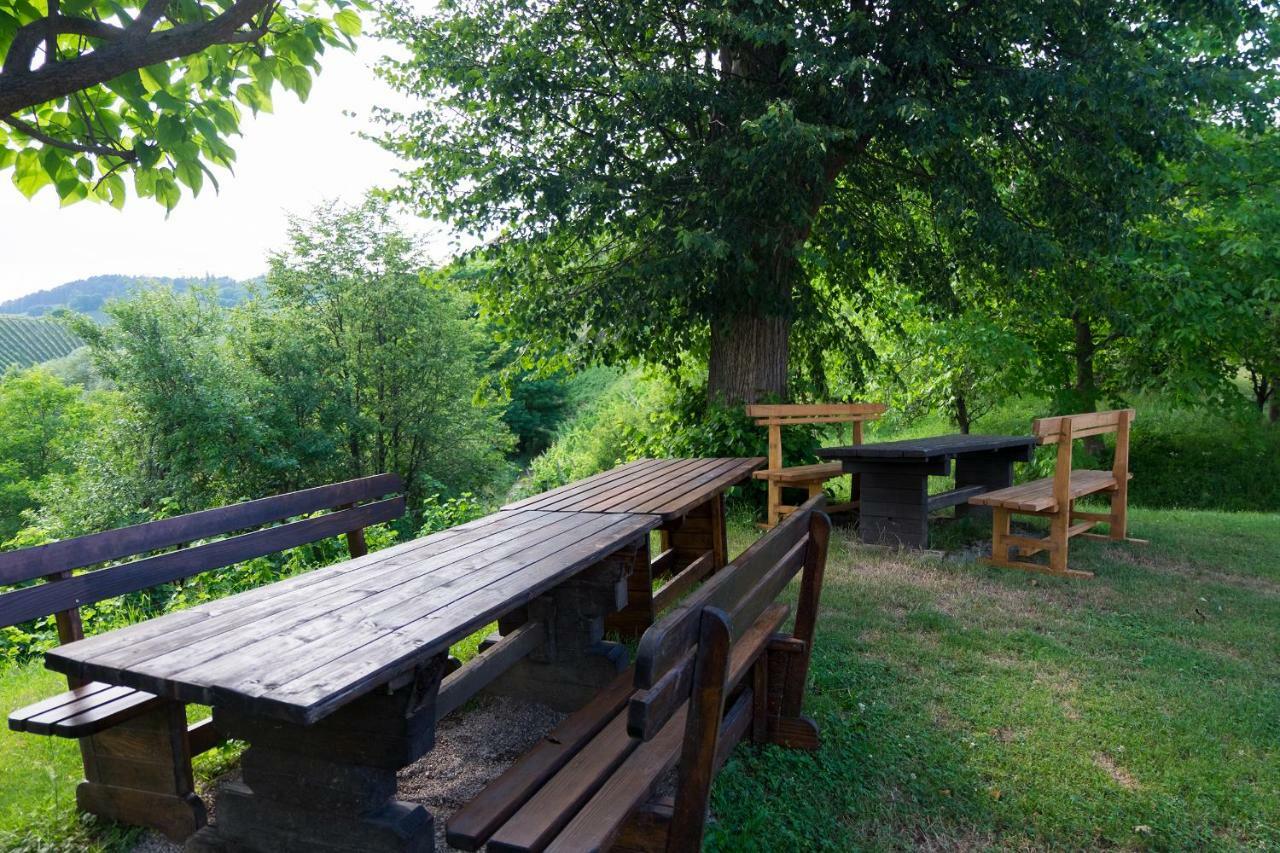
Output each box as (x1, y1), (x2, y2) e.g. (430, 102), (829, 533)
(78, 699), (206, 841)
(485, 544), (637, 711)
(954, 451), (1019, 522)
(665, 495), (728, 573)
(187, 658), (446, 853)
(858, 469), (931, 549)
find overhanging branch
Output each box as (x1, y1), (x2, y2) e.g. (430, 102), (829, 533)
(2, 113), (137, 160)
(0, 0), (273, 115)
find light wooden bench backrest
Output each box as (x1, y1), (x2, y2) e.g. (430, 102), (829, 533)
(627, 494), (830, 740)
(1032, 409), (1135, 507)
(0, 474), (405, 645)
(745, 403), (886, 469)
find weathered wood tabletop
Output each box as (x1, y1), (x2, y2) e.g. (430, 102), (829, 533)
(45, 508), (660, 726)
(819, 434), (1037, 548)
(502, 456), (764, 520)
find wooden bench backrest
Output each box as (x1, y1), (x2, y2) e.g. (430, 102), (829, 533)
(746, 403), (885, 470)
(627, 494), (830, 740)
(1033, 409), (1134, 508)
(0, 474), (405, 642)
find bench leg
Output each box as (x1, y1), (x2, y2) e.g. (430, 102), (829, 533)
(76, 700), (206, 842)
(189, 658), (445, 853)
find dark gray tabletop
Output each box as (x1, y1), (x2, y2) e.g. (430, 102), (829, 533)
(817, 434), (1037, 461)
(45, 508), (660, 726)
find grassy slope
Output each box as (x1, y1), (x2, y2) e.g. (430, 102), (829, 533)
(708, 508), (1280, 850)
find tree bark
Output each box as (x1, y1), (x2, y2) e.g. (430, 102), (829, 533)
(1073, 316), (1106, 455)
(707, 309), (790, 404)
(953, 392), (971, 434)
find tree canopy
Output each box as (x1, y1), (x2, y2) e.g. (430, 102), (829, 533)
(380, 0), (1276, 404)
(0, 0), (364, 208)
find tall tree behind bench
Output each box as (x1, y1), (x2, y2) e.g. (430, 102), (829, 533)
(378, 0), (1274, 404)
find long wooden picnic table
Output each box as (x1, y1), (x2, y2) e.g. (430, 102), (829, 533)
(40, 457), (761, 852)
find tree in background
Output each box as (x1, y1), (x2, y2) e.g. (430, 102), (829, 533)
(379, 0), (1272, 404)
(0, 0), (364, 208)
(0, 367), (90, 541)
(259, 198), (514, 500)
(39, 200), (513, 537)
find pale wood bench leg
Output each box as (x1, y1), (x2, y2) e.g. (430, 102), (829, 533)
(188, 658), (446, 853)
(76, 700), (206, 841)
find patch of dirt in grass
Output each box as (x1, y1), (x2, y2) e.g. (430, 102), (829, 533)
(1092, 752), (1140, 790)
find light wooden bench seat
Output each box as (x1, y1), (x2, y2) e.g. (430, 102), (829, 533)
(3, 474), (405, 840)
(753, 461), (844, 485)
(746, 403), (885, 529)
(970, 469), (1130, 513)
(448, 496), (832, 852)
(970, 410), (1143, 579)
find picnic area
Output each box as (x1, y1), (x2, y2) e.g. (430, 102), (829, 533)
(2, 0), (1279, 849)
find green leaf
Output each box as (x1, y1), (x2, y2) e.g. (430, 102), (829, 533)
(333, 8), (360, 37)
(139, 64), (170, 94)
(176, 159), (204, 196)
(12, 149), (49, 198)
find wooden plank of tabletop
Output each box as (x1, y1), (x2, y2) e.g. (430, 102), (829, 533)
(50, 511), (660, 724)
(501, 459), (663, 512)
(642, 457), (763, 517)
(533, 459), (694, 514)
(63, 510), (575, 683)
(48, 509), (551, 669)
(571, 459), (711, 514)
(221, 513), (660, 723)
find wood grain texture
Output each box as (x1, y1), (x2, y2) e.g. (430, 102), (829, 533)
(47, 510), (660, 725)
(0, 474), (402, 586)
(500, 458), (763, 522)
(818, 433), (1037, 460)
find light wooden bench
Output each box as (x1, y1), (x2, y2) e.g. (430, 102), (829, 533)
(746, 403), (886, 529)
(3, 475), (405, 840)
(969, 409), (1143, 578)
(446, 495), (832, 852)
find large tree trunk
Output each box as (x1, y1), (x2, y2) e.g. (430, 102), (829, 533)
(707, 310), (790, 404)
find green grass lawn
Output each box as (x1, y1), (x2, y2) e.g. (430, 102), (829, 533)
(710, 507), (1280, 850)
(1, 506), (1276, 851)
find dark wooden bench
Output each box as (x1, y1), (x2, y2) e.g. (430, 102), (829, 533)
(3, 474), (404, 840)
(446, 495), (831, 852)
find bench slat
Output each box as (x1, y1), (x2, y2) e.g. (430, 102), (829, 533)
(633, 498), (814, 689)
(628, 601), (789, 740)
(968, 470), (1123, 512)
(0, 497), (404, 628)
(0, 474), (402, 586)
(751, 462), (844, 484)
(487, 713), (638, 853)
(11, 683), (161, 737)
(446, 666), (637, 851)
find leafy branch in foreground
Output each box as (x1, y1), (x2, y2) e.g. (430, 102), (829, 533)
(0, 0), (366, 208)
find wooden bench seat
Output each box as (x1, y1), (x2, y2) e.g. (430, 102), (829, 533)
(969, 410), (1144, 578)
(969, 469), (1129, 513)
(752, 461), (844, 485)
(746, 403), (886, 529)
(3, 474), (405, 841)
(448, 496), (832, 852)
(9, 681), (162, 738)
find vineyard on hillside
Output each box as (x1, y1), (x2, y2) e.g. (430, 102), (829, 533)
(0, 316), (83, 370)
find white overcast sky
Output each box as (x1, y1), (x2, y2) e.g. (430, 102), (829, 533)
(0, 27), (456, 302)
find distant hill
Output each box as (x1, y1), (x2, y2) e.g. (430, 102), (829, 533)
(0, 316), (84, 371)
(0, 275), (250, 321)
